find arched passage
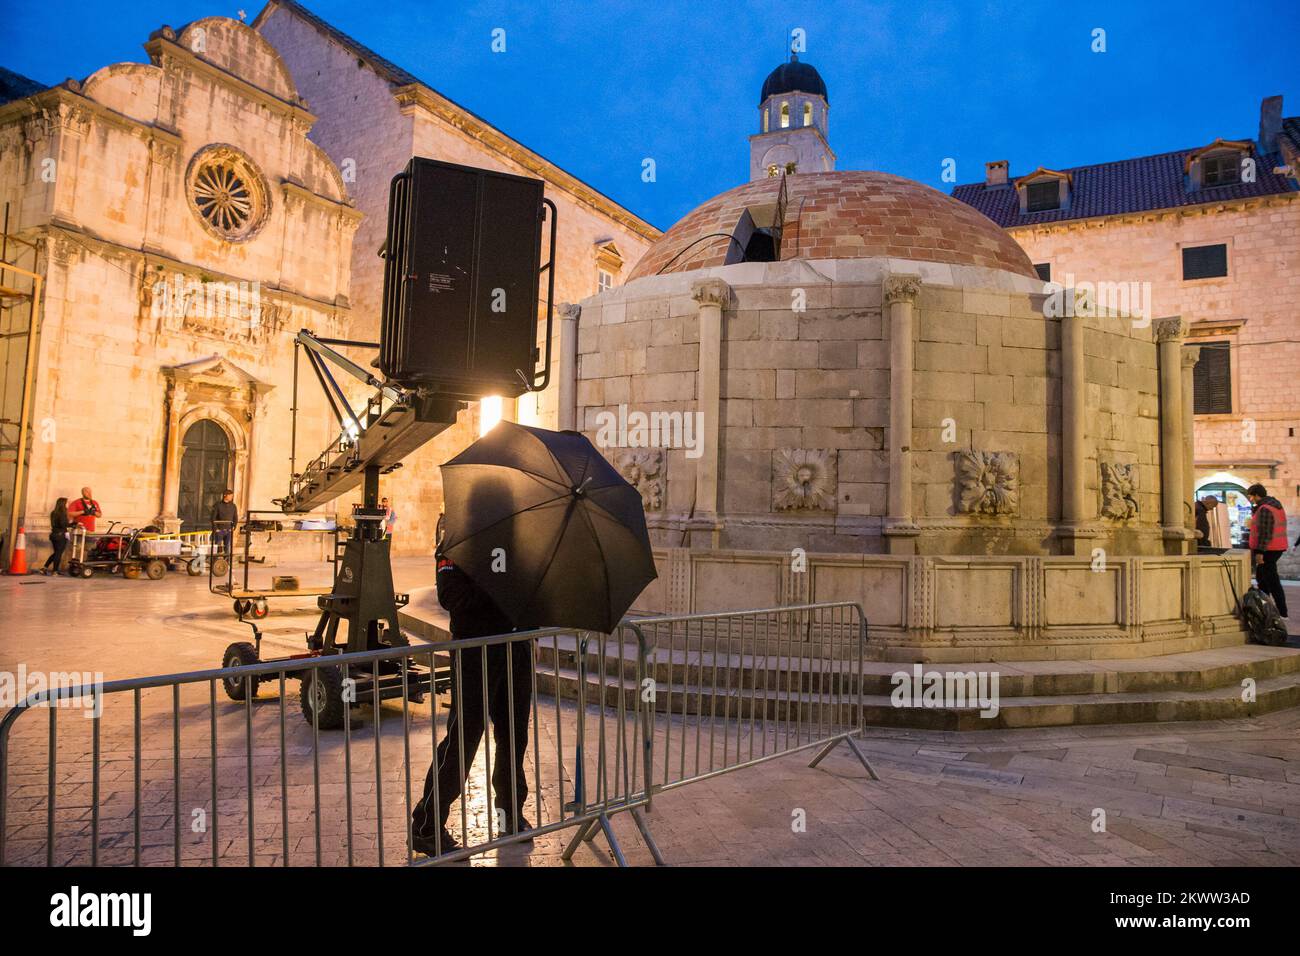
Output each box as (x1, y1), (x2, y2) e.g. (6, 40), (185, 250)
(1195, 474), (1252, 547)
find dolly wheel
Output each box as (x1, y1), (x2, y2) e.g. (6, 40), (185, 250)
(145, 559), (167, 580)
(186, 558), (204, 577)
(300, 666), (346, 729)
(221, 642), (261, 701)
(234, 598), (252, 617)
(251, 598), (270, 620)
(212, 556), (230, 579)
(77, 565), (93, 579)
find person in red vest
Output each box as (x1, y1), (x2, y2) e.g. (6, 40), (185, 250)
(1246, 483), (1289, 618)
(68, 486), (102, 533)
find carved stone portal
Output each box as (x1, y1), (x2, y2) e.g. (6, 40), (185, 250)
(956, 450), (1020, 516)
(1100, 461), (1140, 521)
(772, 448), (837, 512)
(616, 449), (664, 511)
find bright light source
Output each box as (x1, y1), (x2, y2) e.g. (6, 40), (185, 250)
(515, 391), (540, 428)
(479, 395), (503, 436)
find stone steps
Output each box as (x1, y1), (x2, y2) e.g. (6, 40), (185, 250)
(533, 635), (1300, 730)
(534, 634), (1300, 696)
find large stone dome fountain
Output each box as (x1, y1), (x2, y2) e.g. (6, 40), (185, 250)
(570, 168), (1246, 662)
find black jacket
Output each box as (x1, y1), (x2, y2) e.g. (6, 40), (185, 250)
(436, 557), (514, 638)
(211, 500), (239, 527)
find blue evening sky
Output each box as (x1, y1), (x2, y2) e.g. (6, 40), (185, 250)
(7, 0), (1298, 231)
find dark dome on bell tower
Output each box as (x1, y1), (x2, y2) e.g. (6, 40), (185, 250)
(758, 55), (828, 105)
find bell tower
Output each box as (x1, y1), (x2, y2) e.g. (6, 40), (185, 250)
(749, 52), (834, 182)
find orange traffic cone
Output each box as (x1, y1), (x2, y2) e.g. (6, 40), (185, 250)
(7, 525), (29, 575)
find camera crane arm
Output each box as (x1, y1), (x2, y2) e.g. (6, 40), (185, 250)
(276, 330), (462, 516)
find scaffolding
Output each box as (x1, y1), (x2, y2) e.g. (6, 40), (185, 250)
(0, 227), (43, 567)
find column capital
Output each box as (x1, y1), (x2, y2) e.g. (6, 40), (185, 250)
(1181, 345), (1201, 368)
(558, 302), (581, 323)
(1153, 315), (1187, 343)
(690, 277), (732, 309)
(884, 273), (923, 306)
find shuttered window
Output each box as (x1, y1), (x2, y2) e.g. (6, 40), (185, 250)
(1192, 342), (1232, 414)
(1026, 180), (1060, 212)
(1202, 153), (1241, 187)
(1182, 243), (1228, 280)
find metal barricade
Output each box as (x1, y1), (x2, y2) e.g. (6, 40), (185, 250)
(621, 601), (877, 794)
(0, 628), (656, 867)
(0, 602), (875, 868)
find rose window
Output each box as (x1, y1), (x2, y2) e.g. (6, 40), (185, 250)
(186, 146), (270, 242)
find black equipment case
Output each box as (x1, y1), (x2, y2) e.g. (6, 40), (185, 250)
(380, 157), (548, 399)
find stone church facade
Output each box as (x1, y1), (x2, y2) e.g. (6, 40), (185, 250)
(2, 5), (658, 562)
(0, 18), (357, 554)
(254, 0), (659, 553)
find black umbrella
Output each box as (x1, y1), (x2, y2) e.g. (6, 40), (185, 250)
(438, 421), (657, 633)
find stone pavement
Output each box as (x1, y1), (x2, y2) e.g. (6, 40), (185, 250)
(2, 568), (1299, 866)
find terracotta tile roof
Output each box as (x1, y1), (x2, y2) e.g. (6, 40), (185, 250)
(952, 140), (1298, 228)
(627, 170), (1037, 280)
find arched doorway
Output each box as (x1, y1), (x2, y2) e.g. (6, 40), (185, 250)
(1195, 476), (1252, 548)
(178, 419), (231, 531)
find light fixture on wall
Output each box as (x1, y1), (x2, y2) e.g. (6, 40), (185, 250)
(479, 395), (503, 436)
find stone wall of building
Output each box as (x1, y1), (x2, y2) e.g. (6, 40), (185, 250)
(1010, 193), (1300, 574)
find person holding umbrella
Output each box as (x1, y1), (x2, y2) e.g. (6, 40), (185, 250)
(410, 424), (657, 858)
(411, 511), (535, 855)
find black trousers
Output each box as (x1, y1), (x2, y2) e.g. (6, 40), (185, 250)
(412, 639), (534, 837)
(1256, 550), (1289, 618)
(44, 532), (67, 571)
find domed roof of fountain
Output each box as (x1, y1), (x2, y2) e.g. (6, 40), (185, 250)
(627, 170), (1036, 281)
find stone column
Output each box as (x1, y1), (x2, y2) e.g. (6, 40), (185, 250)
(1181, 346), (1201, 535)
(245, 386), (271, 512)
(1058, 311), (1093, 555)
(158, 378), (188, 530)
(690, 277), (730, 548)
(884, 275), (922, 554)
(1155, 316), (1191, 554)
(556, 303), (581, 431)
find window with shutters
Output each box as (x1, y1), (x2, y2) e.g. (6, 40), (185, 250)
(1192, 342), (1232, 414)
(1201, 152), (1241, 187)
(1026, 180), (1060, 212)
(1182, 243), (1228, 280)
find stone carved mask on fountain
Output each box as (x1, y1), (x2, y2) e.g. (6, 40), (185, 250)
(615, 449), (664, 511)
(772, 448), (837, 512)
(956, 450), (1020, 516)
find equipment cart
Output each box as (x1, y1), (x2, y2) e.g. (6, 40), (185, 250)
(208, 511), (337, 619)
(67, 523), (170, 579)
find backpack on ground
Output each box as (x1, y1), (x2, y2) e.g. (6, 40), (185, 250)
(1221, 558), (1290, 646)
